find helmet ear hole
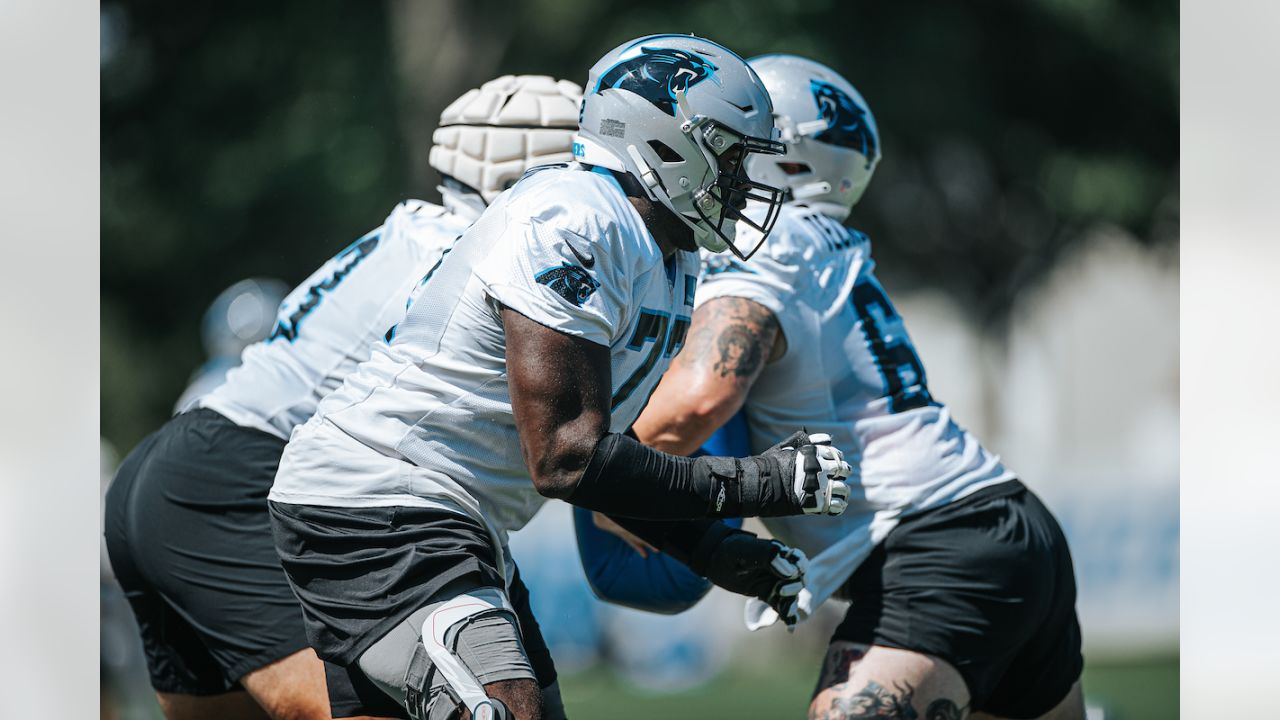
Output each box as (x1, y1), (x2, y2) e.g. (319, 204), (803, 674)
(647, 140), (684, 163)
(779, 162), (813, 176)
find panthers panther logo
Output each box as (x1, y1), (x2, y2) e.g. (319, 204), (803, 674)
(535, 263), (601, 307)
(596, 47), (719, 116)
(810, 79), (878, 167)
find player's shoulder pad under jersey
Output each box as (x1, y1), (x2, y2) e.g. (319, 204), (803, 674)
(505, 164), (660, 270)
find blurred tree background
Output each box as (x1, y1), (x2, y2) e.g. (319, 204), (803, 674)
(101, 0), (1177, 452)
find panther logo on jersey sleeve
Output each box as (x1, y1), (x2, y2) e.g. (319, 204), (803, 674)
(810, 79), (877, 167)
(535, 262), (601, 306)
(595, 46), (719, 117)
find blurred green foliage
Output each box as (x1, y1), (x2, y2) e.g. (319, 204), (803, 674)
(101, 0), (1177, 451)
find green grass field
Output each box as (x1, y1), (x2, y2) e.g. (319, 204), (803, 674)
(105, 653), (1177, 719)
(561, 653), (1178, 719)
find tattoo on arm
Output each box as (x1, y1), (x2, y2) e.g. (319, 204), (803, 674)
(809, 679), (967, 720)
(676, 297), (780, 381)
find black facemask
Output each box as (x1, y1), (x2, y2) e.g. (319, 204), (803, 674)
(691, 122), (786, 261)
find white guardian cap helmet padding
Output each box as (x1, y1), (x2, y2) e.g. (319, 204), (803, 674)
(573, 34), (787, 259)
(429, 75), (583, 206)
(747, 54), (881, 221)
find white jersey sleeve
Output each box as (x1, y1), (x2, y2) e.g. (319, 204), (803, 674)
(473, 189), (634, 347)
(196, 201), (471, 439)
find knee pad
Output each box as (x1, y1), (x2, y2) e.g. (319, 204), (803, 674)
(408, 588), (528, 720)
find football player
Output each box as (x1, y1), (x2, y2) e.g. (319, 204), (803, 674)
(266, 35), (852, 720)
(602, 54), (1086, 720)
(103, 75), (584, 720)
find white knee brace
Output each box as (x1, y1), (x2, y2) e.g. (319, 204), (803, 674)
(420, 588), (518, 720)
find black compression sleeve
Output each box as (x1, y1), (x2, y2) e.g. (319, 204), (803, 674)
(565, 432), (799, 519)
(606, 516), (738, 574)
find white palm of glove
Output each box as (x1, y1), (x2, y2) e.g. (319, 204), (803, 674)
(745, 587), (815, 632)
(794, 433), (852, 515)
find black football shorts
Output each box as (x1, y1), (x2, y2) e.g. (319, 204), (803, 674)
(832, 480), (1083, 718)
(268, 501), (558, 717)
(103, 408), (309, 695)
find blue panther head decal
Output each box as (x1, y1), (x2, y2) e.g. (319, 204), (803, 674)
(810, 79), (878, 168)
(535, 263), (601, 307)
(596, 47), (719, 116)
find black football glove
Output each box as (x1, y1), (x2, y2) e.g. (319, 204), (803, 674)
(759, 430), (852, 516)
(698, 530), (808, 627)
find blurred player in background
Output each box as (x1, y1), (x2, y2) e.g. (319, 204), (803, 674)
(595, 54), (1085, 720)
(103, 75), (583, 720)
(173, 277), (290, 412)
(267, 34), (851, 720)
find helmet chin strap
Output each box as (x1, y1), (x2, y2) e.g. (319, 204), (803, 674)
(625, 144), (663, 196)
(673, 87), (736, 252)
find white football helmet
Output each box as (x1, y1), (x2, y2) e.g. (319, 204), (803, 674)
(573, 34), (787, 259)
(201, 277), (289, 359)
(429, 75), (582, 216)
(747, 54), (881, 221)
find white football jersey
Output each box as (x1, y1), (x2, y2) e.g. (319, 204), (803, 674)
(700, 203), (1016, 610)
(196, 200), (473, 440)
(269, 165), (701, 544)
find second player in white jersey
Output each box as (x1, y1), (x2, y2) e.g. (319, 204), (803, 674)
(697, 203), (1015, 608)
(196, 199), (474, 440)
(626, 54), (1083, 719)
(268, 165), (701, 538)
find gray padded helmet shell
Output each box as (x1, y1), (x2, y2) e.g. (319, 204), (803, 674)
(574, 34), (786, 258)
(747, 54), (880, 221)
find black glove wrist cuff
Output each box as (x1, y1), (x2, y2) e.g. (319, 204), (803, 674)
(688, 521), (742, 575)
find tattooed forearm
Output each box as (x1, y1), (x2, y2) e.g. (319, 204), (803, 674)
(677, 296), (780, 381)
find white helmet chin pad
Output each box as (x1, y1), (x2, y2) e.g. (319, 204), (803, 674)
(745, 54), (881, 220)
(574, 34), (788, 259)
(430, 75), (582, 204)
